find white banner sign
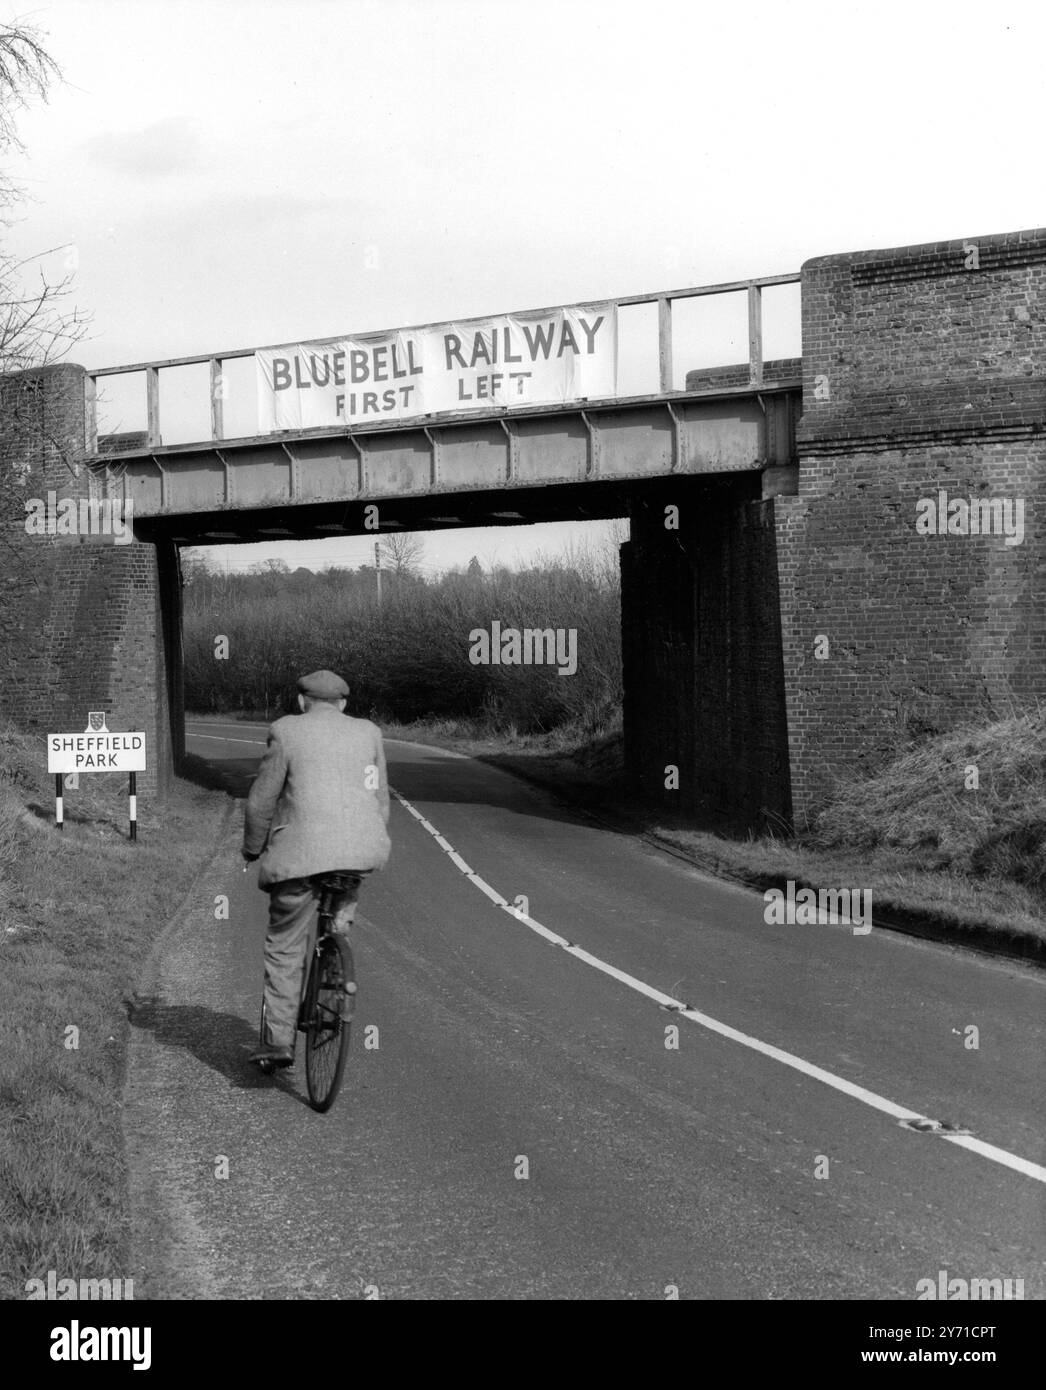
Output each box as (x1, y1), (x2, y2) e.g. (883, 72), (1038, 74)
(48, 732), (147, 773)
(256, 304), (617, 431)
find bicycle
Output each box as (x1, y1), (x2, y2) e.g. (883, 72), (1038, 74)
(257, 872), (360, 1112)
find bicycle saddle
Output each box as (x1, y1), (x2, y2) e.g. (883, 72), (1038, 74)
(315, 871), (365, 892)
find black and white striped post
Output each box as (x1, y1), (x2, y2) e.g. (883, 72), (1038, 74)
(129, 771), (137, 842)
(55, 773), (64, 830)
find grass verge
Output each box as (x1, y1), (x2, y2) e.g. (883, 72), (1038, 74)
(0, 722), (231, 1301)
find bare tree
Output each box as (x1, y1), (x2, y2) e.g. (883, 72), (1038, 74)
(379, 530), (424, 577)
(1, 20), (90, 572)
(0, 21), (87, 372)
(0, 23), (56, 146)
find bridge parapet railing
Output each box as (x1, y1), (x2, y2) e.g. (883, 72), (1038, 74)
(85, 272), (800, 454)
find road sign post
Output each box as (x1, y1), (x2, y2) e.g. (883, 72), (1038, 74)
(46, 712), (147, 839)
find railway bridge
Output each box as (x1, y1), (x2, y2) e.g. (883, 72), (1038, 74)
(2, 225), (1043, 827)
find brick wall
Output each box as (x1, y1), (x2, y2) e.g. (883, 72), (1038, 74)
(782, 227), (1046, 820)
(0, 364), (175, 798)
(684, 358), (802, 392)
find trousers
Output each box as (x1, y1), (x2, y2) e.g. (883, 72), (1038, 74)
(261, 872), (364, 1049)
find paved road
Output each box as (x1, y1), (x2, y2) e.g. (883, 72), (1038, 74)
(122, 719), (1046, 1300)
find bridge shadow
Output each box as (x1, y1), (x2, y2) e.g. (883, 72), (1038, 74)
(179, 742), (604, 830)
(472, 753), (748, 840)
(127, 998), (312, 1108)
(179, 733), (745, 838)
(390, 743), (746, 837)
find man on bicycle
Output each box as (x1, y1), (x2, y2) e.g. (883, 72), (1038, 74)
(242, 669), (391, 1068)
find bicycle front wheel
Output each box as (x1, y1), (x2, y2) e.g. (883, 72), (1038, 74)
(303, 934), (355, 1112)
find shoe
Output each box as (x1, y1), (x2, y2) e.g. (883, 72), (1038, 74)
(249, 1043), (294, 1069)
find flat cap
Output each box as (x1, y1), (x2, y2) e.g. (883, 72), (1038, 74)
(297, 669), (348, 698)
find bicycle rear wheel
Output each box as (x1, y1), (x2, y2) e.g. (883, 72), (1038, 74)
(303, 934), (355, 1112)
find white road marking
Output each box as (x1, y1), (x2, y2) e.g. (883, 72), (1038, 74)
(186, 730), (268, 747)
(469, 875), (509, 907)
(186, 726), (469, 755)
(391, 787), (1046, 1188)
(186, 720), (269, 730)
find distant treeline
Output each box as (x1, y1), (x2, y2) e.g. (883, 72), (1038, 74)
(182, 548), (623, 733)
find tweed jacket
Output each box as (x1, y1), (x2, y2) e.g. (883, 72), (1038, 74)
(243, 703), (391, 889)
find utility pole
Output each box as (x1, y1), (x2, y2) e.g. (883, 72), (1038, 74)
(374, 539), (382, 606)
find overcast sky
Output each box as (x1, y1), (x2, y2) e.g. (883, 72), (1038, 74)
(5, 0), (1044, 573)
